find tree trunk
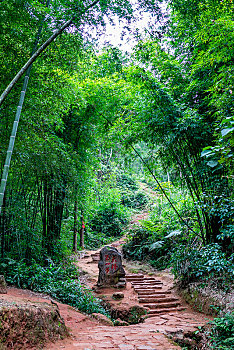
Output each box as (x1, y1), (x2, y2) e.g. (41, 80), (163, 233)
(79, 211), (85, 249)
(73, 199), (78, 253)
(0, 195), (6, 258)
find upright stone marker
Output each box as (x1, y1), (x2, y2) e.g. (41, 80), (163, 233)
(97, 246), (126, 288)
(0, 275), (7, 294)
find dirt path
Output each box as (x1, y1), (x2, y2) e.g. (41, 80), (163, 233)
(42, 230), (211, 350)
(2, 212), (212, 350)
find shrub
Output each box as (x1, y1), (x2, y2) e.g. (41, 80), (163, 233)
(171, 243), (234, 285)
(207, 313), (234, 349)
(0, 258), (109, 316)
(116, 174), (138, 191)
(122, 224), (184, 270)
(89, 200), (130, 237)
(121, 190), (149, 209)
(122, 226), (153, 261)
(85, 231), (117, 249)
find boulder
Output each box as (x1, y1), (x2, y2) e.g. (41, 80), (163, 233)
(97, 246), (126, 288)
(0, 300), (68, 349)
(91, 313), (114, 326)
(114, 318), (129, 326)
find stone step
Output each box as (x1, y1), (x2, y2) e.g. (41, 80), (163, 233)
(147, 306), (186, 316)
(134, 287), (163, 292)
(127, 278), (144, 283)
(131, 279), (162, 282)
(126, 274), (144, 279)
(138, 293), (171, 297)
(139, 297), (179, 303)
(127, 280), (144, 283)
(119, 277), (126, 282)
(91, 253), (100, 261)
(132, 280), (163, 284)
(137, 291), (171, 296)
(142, 278), (158, 281)
(143, 301), (181, 309)
(131, 281), (163, 286)
(133, 285), (163, 290)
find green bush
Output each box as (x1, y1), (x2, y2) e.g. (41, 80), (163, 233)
(116, 174), (138, 191)
(121, 190), (149, 209)
(85, 231), (117, 249)
(171, 243), (234, 285)
(122, 224), (184, 270)
(123, 226), (153, 261)
(0, 258), (109, 316)
(116, 174), (149, 209)
(208, 313), (234, 349)
(123, 191), (205, 271)
(89, 200), (130, 237)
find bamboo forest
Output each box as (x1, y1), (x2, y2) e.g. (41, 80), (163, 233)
(0, 1), (233, 349)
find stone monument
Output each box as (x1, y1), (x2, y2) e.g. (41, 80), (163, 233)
(97, 246), (126, 288)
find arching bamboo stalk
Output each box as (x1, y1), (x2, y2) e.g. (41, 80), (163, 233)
(0, 0), (52, 215)
(0, 0), (100, 216)
(0, 0), (100, 106)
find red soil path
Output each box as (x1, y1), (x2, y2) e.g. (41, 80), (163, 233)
(2, 213), (212, 349)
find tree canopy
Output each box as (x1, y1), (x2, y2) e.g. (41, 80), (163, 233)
(0, 0), (233, 262)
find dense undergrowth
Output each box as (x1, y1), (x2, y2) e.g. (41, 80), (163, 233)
(1, 3), (233, 349)
(0, 258), (109, 316)
(85, 174), (149, 249)
(205, 312), (234, 350)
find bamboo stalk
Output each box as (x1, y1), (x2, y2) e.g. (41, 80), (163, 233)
(0, 0), (100, 106)
(0, 0), (51, 215)
(0, 0), (100, 215)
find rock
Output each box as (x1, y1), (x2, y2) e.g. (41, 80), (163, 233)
(128, 305), (147, 324)
(116, 281), (126, 288)
(114, 318), (129, 326)
(0, 300), (68, 349)
(0, 275), (7, 294)
(112, 292), (124, 300)
(91, 313), (114, 326)
(97, 246), (126, 288)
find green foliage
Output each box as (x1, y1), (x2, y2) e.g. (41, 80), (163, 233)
(122, 190), (149, 209)
(0, 258), (109, 316)
(208, 313), (234, 350)
(123, 190), (196, 269)
(123, 0), (234, 250)
(171, 243), (234, 286)
(89, 198), (130, 237)
(117, 174), (139, 191)
(123, 225), (180, 270)
(202, 116), (234, 172)
(85, 231), (117, 249)
(116, 175), (149, 209)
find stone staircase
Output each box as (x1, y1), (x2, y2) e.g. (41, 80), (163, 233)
(126, 273), (186, 317)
